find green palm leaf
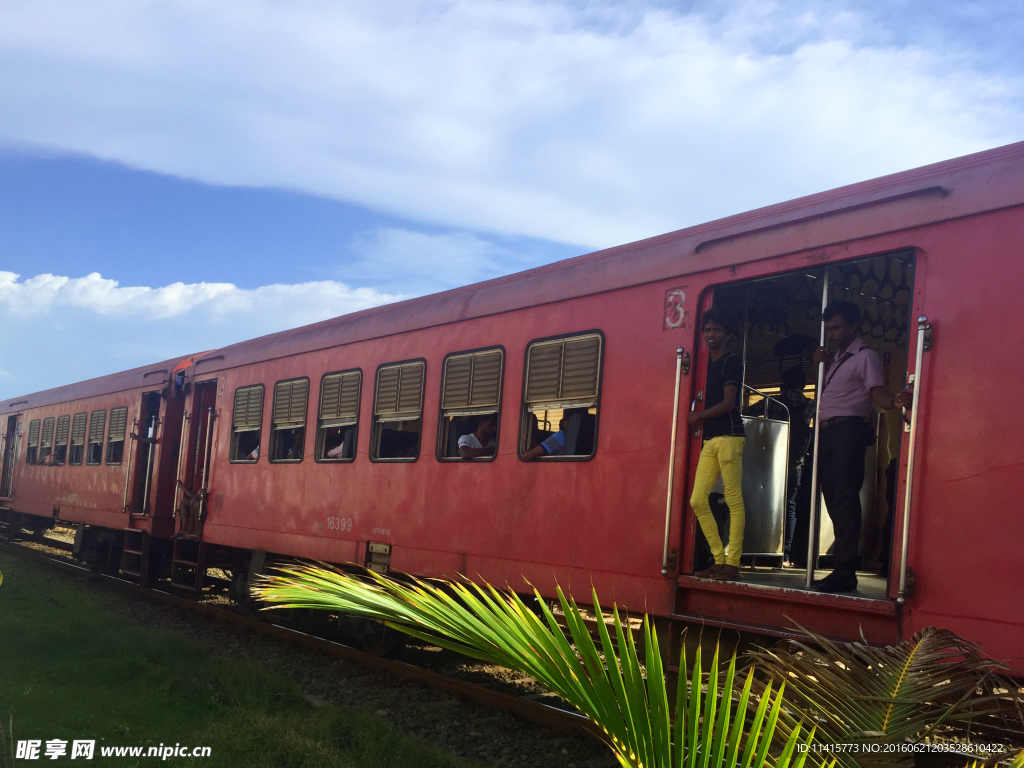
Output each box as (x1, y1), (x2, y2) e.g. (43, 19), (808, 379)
(253, 563), (829, 768)
(745, 625), (1022, 767)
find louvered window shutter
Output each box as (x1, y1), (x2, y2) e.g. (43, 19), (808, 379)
(442, 350), (502, 415)
(28, 420), (40, 447)
(70, 414), (87, 446)
(273, 380), (309, 428)
(525, 334), (601, 408)
(232, 386), (264, 432)
(108, 408), (128, 441)
(88, 411), (106, 443)
(375, 363), (424, 418)
(41, 418), (55, 448)
(320, 372), (361, 427)
(55, 415), (70, 445)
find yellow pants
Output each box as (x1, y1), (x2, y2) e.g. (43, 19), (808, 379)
(690, 436), (746, 567)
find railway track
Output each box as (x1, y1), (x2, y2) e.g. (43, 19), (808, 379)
(2, 532), (615, 764)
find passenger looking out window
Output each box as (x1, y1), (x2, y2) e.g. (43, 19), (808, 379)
(229, 385), (264, 463)
(86, 410), (106, 465)
(53, 415), (70, 465)
(458, 416), (498, 460)
(39, 417), (55, 465)
(270, 378), (308, 463)
(523, 417), (566, 460)
(25, 419), (40, 465)
(519, 334), (601, 460)
(69, 413), (87, 465)
(317, 371), (360, 462)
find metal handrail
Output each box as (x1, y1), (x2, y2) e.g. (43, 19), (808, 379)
(661, 348), (685, 577)
(898, 316), (930, 603)
(200, 407), (216, 492)
(805, 270), (830, 587)
(173, 410), (190, 519)
(742, 384), (791, 423)
(140, 415), (158, 514)
(121, 417), (137, 513)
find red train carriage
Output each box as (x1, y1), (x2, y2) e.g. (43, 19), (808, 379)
(2, 141), (1023, 666)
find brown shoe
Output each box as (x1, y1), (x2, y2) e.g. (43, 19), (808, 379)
(710, 565), (740, 581)
(695, 564), (724, 579)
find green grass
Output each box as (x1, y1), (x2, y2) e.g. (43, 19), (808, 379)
(0, 548), (482, 768)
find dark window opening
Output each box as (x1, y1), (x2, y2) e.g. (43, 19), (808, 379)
(372, 362), (424, 461)
(229, 385), (264, 462)
(39, 417), (55, 465)
(26, 419), (40, 465)
(520, 333), (602, 460)
(86, 409), (106, 466)
(438, 349), (503, 461)
(69, 412), (87, 465)
(106, 406), (128, 465)
(270, 379), (309, 463)
(53, 415), (70, 465)
(316, 371), (360, 462)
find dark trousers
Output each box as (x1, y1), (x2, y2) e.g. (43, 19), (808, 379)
(818, 419), (867, 577)
(783, 459), (804, 561)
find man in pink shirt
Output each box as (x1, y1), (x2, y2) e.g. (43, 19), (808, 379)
(811, 301), (910, 593)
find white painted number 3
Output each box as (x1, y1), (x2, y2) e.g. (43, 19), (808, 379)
(664, 288), (686, 329)
(327, 517), (353, 531)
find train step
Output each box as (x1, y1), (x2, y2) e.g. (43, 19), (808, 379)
(170, 538), (207, 595)
(120, 529), (150, 582)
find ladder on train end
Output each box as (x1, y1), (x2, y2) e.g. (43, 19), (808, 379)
(0, 508), (18, 541)
(170, 536), (208, 596)
(121, 529), (151, 585)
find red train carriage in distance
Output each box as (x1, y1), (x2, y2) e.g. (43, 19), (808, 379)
(2, 141), (1023, 666)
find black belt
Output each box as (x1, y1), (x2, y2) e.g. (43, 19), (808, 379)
(820, 416), (867, 429)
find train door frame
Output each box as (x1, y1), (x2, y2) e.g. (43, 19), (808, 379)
(129, 391), (163, 514)
(0, 414), (19, 499)
(177, 380), (217, 536)
(678, 249), (922, 597)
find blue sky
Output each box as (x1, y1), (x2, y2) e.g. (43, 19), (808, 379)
(1, 0), (1021, 398)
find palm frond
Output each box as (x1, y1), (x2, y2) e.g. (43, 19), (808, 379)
(253, 563), (831, 768)
(745, 625), (1023, 767)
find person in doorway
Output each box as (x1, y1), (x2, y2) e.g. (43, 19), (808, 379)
(458, 416), (498, 459)
(745, 366), (813, 565)
(523, 417), (567, 460)
(688, 309), (746, 580)
(811, 301), (912, 592)
(175, 480), (207, 537)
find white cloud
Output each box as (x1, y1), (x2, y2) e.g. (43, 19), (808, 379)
(0, 270), (402, 327)
(0, 1), (1019, 249)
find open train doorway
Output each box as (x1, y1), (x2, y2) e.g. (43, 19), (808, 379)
(0, 415), (18, 498)
(131, 392), (162, 514)
(177, 381), (217, 537)
(697, 250), (916, 597)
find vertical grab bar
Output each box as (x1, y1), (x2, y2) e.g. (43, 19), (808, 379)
(121, 417), (137, 513)
(898, 316), (929, 603)
(661, 348), (685, 576)
(140, 415), (158, 514)
(200, 407), (216, 492)
(173, 410), (190, 518)
(804, 270), (830, 587)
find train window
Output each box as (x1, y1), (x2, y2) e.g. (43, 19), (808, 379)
(86, 410), (106, 465)
(39, 417), (55, 465)
(270, 378), (309, 463)
(371, 361), (425, 461)
(437, 348), (503, 461)
(26, 419), (40, 465)
(54, 415), (70, 465)
(229, 385), (264, 462)
(519, 332), (602, 460)
(69, 413), (87, 465)
(316, 370), (360, 462)
(106, 407), (129, 464)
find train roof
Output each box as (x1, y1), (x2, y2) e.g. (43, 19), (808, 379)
(3, 139), (1024, 405)
(190, 139), (1024, 375)
(0, 354), (202, 412)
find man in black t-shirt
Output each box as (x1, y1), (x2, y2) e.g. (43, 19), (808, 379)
(688, 309), (746, 580)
